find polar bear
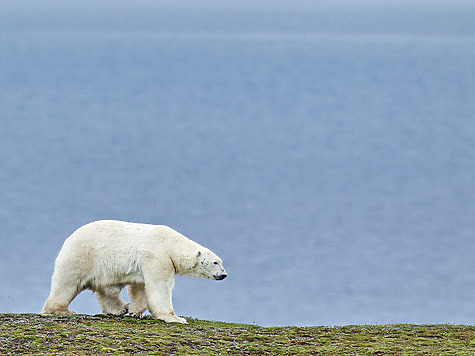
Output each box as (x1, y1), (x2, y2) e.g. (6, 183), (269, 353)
(41, 220), (227, 324)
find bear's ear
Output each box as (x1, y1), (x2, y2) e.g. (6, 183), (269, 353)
(189, 249), (201, 269)
(175, 249), (201, 273)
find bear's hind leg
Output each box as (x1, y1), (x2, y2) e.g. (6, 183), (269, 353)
(127, 284), (147, 318)
(96, 285), (128, 316)
(41, 282), (80, 315)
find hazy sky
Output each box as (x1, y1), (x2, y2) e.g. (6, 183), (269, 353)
(2, 0), (475, 35)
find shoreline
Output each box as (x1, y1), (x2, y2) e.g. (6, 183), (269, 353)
(1, 313), (473, 354)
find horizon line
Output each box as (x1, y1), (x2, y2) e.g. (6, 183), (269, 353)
(2, 29), (475, 43)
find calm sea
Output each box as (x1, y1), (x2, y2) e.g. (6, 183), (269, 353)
(1, 4), (474, 325)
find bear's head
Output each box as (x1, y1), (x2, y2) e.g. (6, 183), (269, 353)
(185, 248), (227, 281)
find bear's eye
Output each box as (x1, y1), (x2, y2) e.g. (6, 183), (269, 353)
(213, 262), (218, 265)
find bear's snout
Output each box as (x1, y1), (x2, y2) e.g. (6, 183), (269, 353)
(214, 273), (227, 281)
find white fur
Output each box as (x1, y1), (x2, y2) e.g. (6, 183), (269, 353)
(41, 220), (227, 324)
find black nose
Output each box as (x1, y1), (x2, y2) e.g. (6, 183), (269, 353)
(214, 274), (227, 280)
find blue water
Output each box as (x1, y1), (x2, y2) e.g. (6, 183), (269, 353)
(1, 2), (475, 326)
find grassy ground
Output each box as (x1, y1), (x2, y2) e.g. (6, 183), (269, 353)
(0, 314), (473, 355)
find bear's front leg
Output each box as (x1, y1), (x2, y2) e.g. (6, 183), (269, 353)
(144, 279), (187, 324)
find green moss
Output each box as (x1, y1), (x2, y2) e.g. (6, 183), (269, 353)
(0, 314), (474, 355)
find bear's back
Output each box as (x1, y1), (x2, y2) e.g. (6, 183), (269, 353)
(61, 220), (195, 254)
(67, 220), (168, 247)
